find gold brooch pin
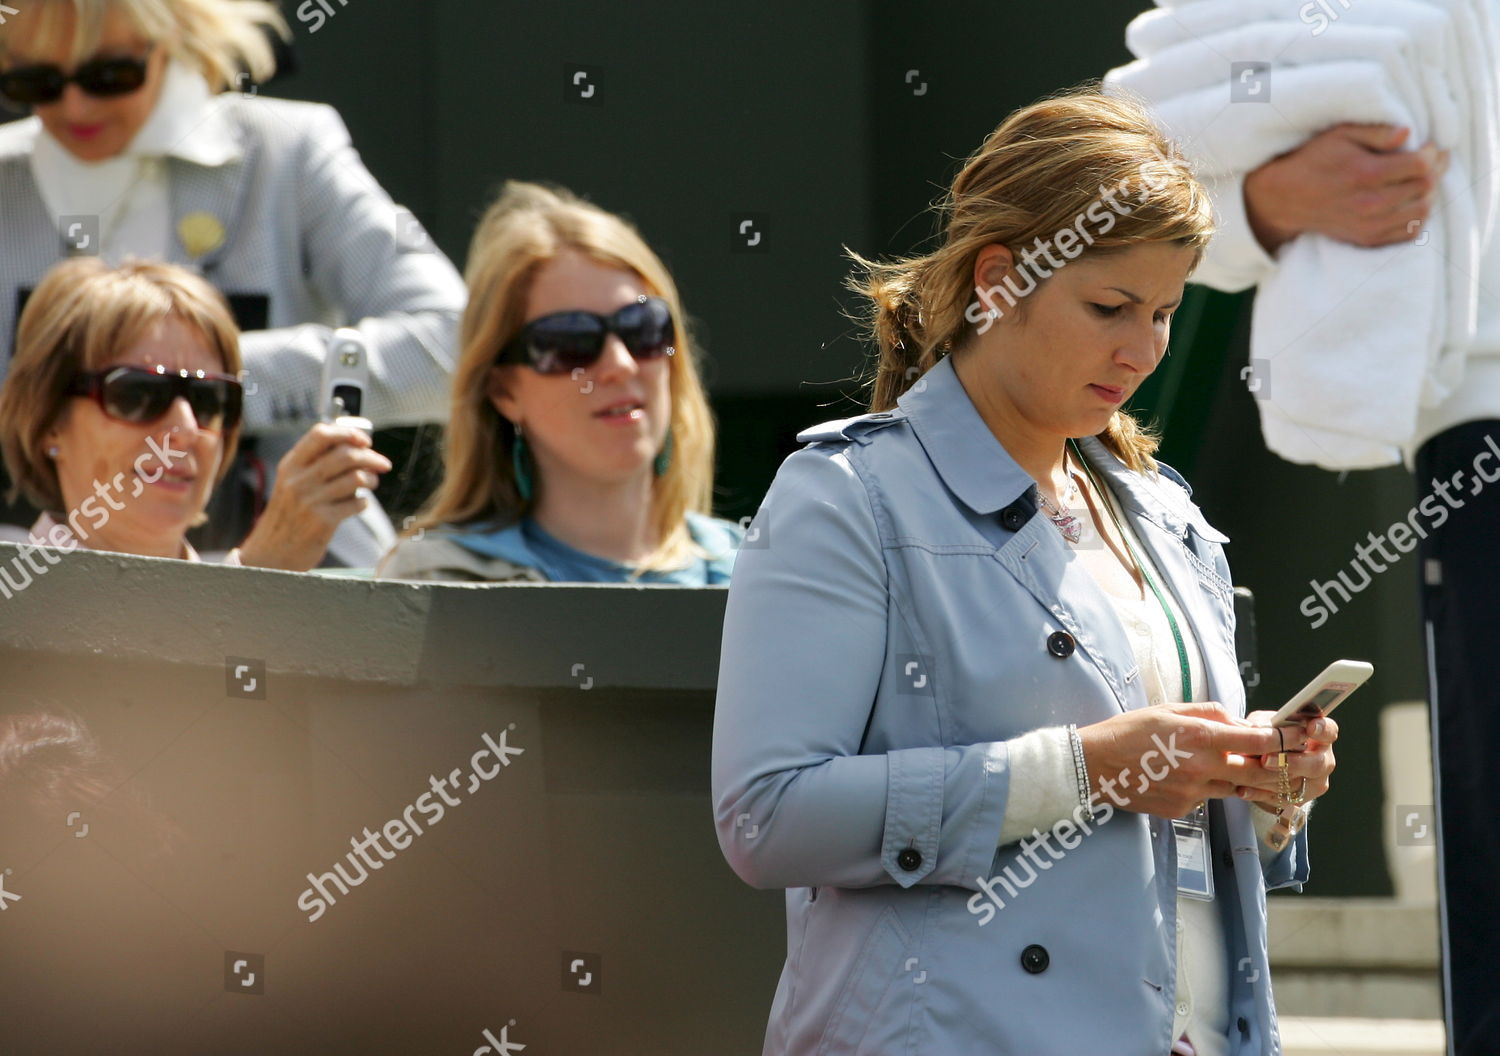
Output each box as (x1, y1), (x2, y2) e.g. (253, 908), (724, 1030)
(178, 212), (226, 260)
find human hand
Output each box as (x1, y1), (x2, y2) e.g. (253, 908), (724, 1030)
(1243, 123), (1448, 253)
(1075, 703), (1310, 820)
(236, 423), (392, 571)
(1233, 709), (1340, 814)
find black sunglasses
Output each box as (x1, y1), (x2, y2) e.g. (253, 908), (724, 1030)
(69, 365), (243, 432)
(497, 295), (675, 375)
(0, 46), (154, 106)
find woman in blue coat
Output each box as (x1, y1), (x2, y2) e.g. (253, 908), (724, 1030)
(712, 89), (1340, 1056)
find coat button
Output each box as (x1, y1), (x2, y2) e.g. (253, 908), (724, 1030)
(1237, 1016), (1250, 1036)
(1046, 631), (1075, 658)
(1020, 944), (1049, 974)
(1000, 504), (1028, 531)
(896, 847), (923, 872)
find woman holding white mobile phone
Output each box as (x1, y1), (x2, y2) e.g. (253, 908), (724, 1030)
(713, 88), (1340, 1056)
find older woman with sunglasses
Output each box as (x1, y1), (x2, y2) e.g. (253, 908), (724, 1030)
(0, 257), (388, 569)
(0, 0), (465, 566)
(379, 181), (742, 584)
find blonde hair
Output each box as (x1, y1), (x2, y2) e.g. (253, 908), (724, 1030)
(0, 257), (244, 515)
(847, 86), (1214, 472)
(0, 0), (289, 91)
(409, 181), (719, 577)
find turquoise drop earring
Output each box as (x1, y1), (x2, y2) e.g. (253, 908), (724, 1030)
(512, 423), (534, 502)
(654, 426), (674, 477)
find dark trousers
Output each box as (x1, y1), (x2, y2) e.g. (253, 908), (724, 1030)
(1415, 419), (1500, 1055)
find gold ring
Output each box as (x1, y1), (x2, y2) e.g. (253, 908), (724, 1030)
(1292, 778), (1307, 804)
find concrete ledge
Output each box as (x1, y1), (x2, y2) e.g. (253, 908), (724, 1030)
(0, 541), (728, 691)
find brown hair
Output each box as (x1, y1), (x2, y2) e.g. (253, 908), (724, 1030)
(846, 86), (1214, 471)
(407, 181), (719, 576)
(0, 257), (244, 515)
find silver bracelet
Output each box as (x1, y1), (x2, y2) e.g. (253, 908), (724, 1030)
(1067, 723), (1094, 823)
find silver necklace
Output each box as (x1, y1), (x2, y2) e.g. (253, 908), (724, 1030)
(1038, 450), (1084, 544)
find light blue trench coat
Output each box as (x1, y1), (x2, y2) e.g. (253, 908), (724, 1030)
(712, 353), (1309, 1055)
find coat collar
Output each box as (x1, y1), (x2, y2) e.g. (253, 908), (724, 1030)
(896, 353), (1193, 537)
(895, 354), (1237, 716)
(896, 353), (1033, 516)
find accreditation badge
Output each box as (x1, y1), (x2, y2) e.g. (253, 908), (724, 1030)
(1172, 803), (1214, 902)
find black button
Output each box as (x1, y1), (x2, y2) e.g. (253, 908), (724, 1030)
(896, 847), (922, 872)
(1020, 944), (1050, 974)
(1220, 849), (1233, 869)
(1046, 631), (1075, 659)
(1000, 504), (1028, 531)
(1237, 1016), (1249, 1036)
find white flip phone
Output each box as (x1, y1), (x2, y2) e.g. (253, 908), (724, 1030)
(321, 327), (372, 431)
(1270, 659), (1375, 727)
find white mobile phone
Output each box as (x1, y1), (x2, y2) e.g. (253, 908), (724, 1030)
(322, 327), (371, 426)
(321, 329), (374, 505)
(1270, 659), (1374, 727)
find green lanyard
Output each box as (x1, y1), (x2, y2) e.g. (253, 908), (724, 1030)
(1067, 440), (1193, 703)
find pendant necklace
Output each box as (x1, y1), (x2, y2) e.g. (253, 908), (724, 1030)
(1038, 449), (1084, 544)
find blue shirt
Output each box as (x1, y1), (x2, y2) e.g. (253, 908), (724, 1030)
(446, 511), (743, 584)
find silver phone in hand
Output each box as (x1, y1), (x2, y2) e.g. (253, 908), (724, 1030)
(322, 327), (372, 430)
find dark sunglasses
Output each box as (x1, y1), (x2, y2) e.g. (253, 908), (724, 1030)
(0, 47), (154, 106)
(497, 295), (675, 375)
(69, 365), (243, 432)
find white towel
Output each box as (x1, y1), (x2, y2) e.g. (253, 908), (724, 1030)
(1109, 2), (1490, 468)
(1125, 0), (1494, 237)
(1109, 11), (1481, 359)
(1106, 24), (1428, 140)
